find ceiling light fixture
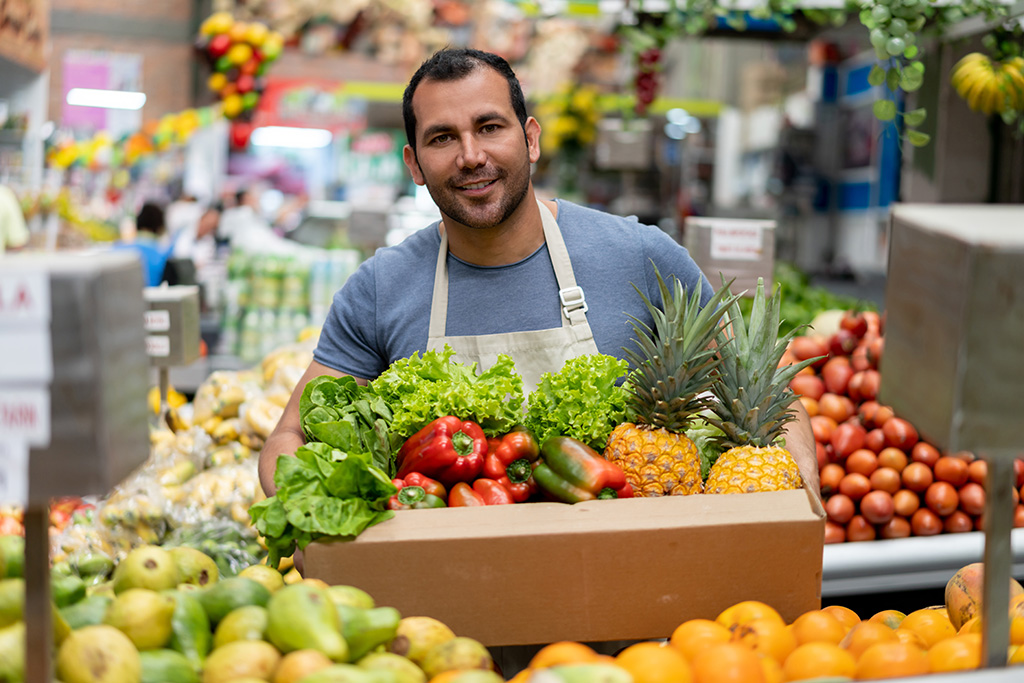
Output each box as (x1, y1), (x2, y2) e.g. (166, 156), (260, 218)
(250, 126), (333, 149)
(65, 88), (147, 110)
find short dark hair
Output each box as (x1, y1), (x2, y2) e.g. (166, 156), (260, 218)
(136, 202), (165, 235)
(402, 48), (528, 152)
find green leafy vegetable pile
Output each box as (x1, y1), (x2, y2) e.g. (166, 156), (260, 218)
(524, 354), (630, 451)
(371, 345), (524, 439)
(299, 375), (402, 477)
(249, 443), (397, 568)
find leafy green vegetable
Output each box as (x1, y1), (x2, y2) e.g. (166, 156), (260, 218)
(371, 345), (524, 438)
(523, 354), (629, 451)
(685, 418), (727, 481)
(249, 442), (397, 569)
(299, 375), (401, 476)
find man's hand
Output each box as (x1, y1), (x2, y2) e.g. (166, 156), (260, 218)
(258, 360), (352, 496)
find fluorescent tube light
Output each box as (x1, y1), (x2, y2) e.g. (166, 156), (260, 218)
(250, 126), (333, 149)
(66, 88), (147, 110)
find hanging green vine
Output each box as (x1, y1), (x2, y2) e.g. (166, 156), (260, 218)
(616, 0), (1017, 147)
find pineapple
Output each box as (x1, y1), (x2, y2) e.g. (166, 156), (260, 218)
(704, 278), (818, 494)
(604, 269), (739, 496)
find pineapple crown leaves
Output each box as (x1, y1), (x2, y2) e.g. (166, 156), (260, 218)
(708, 277), (819, 449)
(621, 265), (743, 429)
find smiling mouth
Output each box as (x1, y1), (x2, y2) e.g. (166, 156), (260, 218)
(458, 179), (496, 191)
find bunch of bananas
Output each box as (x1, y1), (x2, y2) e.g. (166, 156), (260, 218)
(951, 52), (1024, 115)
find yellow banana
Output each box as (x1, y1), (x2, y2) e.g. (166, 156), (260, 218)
(954, 61), (988, 99)
(951, 55), (988, 91)
(1001, 65), (1024, 112)
(964, 69), (995, 111)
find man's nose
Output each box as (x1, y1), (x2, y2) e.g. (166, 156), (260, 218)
(457, 136), (486, 169)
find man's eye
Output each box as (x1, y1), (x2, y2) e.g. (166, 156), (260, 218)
(430, 134), (451, 144)
(481, 124), (499, 133)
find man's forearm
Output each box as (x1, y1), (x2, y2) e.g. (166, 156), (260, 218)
(258, 426), (306, 497)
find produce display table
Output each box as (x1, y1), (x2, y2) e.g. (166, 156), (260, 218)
(822, 528), (1024, 597)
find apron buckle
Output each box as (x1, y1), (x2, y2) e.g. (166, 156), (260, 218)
(559, 286), (588, 316)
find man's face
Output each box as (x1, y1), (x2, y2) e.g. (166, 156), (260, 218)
(403, 68), (541, 230)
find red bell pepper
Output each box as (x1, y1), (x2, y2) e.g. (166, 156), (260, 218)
(396, 416), (487, 487)
(534, 436), (633, 503)
(472, 478), (515, 505)
(387, 485), (447, 510)
(483, 430), (540, 503)
(391, 473), (447, 502)
(448, 482), (486, 507)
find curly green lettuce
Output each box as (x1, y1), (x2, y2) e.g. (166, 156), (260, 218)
(524, 354), (629, 451)
(370, 345), (524, 438)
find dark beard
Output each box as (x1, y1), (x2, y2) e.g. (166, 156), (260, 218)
(423, 156), (531, 230)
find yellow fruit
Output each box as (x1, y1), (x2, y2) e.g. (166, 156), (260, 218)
(274, 649), (333, 683)
(705, 445), (803, 494)
(605, 424), (703, 496)
(615, 641), (692, 683)
(239, 564), (286, 593)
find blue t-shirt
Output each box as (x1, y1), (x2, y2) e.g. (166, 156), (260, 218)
(314, 200), (713, 379)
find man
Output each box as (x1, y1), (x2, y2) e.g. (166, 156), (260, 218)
(259, 47), (817, 496)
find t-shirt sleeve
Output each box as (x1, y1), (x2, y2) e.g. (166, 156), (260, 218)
(638, 224), (714, 308)
(313, 259), (386, 379)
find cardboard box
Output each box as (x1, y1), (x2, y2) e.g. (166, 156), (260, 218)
(305, 489), (825, 646)
(684, 217), (776, 297)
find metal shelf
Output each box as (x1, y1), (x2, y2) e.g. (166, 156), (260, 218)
(822, 529), (1024, 597)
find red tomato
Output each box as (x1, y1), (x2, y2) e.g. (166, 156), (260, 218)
(811, 415), (838, 444)
(902, 462), (934, 493)
(869, 467), (902, 495)
(790, 374), (825, 401)
(831, 422), (867, 460)
(873, 404), (895, 428)
(944, 510), (974, 534)
(883, 418), (919, 451)
(865, 429), (886, 454)
(825, 520), (847, 544)
(848, 370), (880, 403)
(880, 516), (912, 539)
(1015, 505), (1024, 529)
(911, 508), (943, 536)
(851, 344), (872, 372)
(858, 401), (880, 427)
(958, 482), (985, 516)
(949, 450), (976, 463)
(1015, 459), (1024, 488)
(861, 490), (895, 525)
(840, 310), (869, 338)
(790, 336), (829, 367)
(877, 447), (908, 473)
(839, 473), (872, 501)
(820, 463), (845, 496)
(933, 457), (969, 488)
(825, 494), (856, 525)
(815, 441), (828, 469)
(846, 515), (877, 542)
(967, 459), (987, 485)
(829, 330), (859, 358)
(866, 336), (884, 367)
(822, 358), (855, 395)
(846, 449), (879, 477)
(801, 396), (820, 417)
(819, 393), (856, 424)
(910, 442), (940, 467)
(924, 481), (959, 517)
(893, 489), (921, 517)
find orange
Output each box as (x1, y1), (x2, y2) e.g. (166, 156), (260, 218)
(868, 609), (906, 630)
(691, 643), (766, 683)
(927, 633), (981, 672)
(716, 601), (785, 632)
(789, 610), (847, 645)
(528, 641), (599, 669)
(760, 654), (784, 683)
(838, 621), (897, 659)
(957, 615), (1024, 645)
(822, 605), (861, 632)
(670, 619), (732, 661)
(958, 616), (981, 635)
(782, 642), (856, 681)
(899, 607), (957, 648)
(854, 641), (929, 679)
(1010, 593), (1024, 619)
(893, 628), (928, 650)
(1010, 643), (1024, 664)
(731, 617), (797, 664)
(615, 641), (692, 683)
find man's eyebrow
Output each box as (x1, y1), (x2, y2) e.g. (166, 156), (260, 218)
(420, 112), (512, 142)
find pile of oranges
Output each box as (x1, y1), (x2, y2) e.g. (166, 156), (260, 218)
(507, 596), (1024, 683)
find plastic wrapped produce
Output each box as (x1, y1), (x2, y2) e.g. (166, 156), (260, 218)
(168, 461), (265, 530)
(192, 370), (262, 426)
(162, 519), (265, 578)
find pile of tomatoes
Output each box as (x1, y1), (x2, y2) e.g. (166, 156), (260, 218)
(784, 310), (1024, 543)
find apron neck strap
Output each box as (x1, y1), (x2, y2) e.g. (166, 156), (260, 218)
(428, 199), (588, 338)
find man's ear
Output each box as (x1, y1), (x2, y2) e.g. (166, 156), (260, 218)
(403, 145), (425, 185)
(525, 117), (542, 164)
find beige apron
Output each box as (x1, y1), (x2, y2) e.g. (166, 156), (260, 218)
(426, 200), (600, 394)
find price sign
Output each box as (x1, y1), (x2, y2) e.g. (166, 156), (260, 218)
(710, 222), (765, 262)
(0, 272), (52, 383)
(0, 440), (29, 506)
(0, 389), (50, 447)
